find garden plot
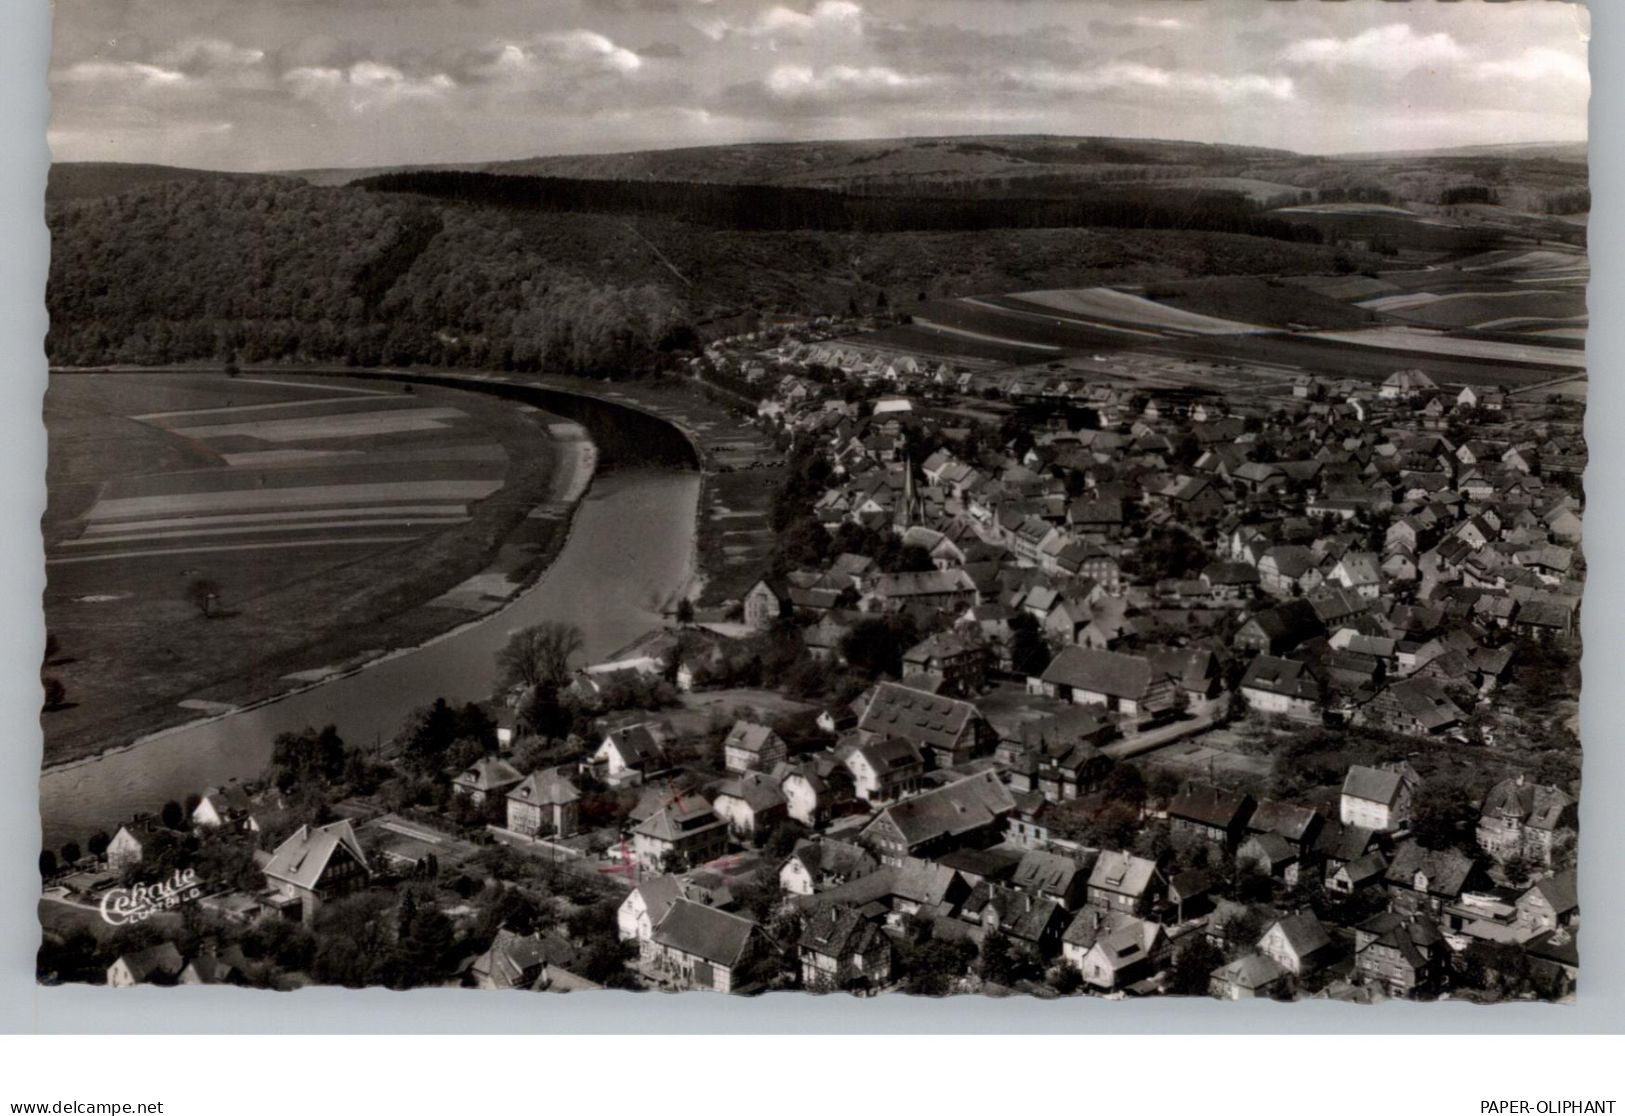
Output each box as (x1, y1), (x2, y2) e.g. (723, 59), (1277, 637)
(1007, 287), (1263, 335)
(83, 479), (501, 522)
(165, 406), (468, 442)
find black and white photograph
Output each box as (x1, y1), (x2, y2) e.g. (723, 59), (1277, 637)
(30, 0), (1594, 1013)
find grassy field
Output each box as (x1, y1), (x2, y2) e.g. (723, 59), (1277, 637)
(1130, 276), (1383, 331)
(42, 373), (568, 766)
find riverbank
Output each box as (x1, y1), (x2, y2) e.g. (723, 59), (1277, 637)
(40, 467), (700, 848)
(41, 372), (590, 768)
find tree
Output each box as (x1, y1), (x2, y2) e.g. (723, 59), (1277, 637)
(675, 598), (695, 625)
(87, 831), (110, 858)
(396, 699), (461, 775)
(896, 935), (977, 996)
(41, 677), (66, 711)
(496, 622), (584, 692)
(38, 849), (57, 878)
(1007, 612), (1051, 676)
(1410, 777), (1480, 853)
(60, 841), (81, 866)
(1167, 935), (1226, 996)
(160, 800), (184, 830)
(187, 578), (222, 619)
(840, 614), (918, 680)
(271, 724), (348, 791)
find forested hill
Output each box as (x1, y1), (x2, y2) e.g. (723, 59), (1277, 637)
(46, 172), (1367, 374)
(355, 170), (1325, 243)
(46, 176), (685, 374)
(46, 162), (261, 202)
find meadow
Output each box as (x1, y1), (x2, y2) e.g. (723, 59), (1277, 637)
(42, 372), (566, 765)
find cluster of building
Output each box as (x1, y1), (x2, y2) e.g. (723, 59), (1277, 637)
(66, 343), (1584, 1000)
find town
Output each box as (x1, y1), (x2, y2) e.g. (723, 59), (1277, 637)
(39, 319), (1583, 1002)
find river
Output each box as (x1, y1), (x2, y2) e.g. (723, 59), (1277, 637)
(38, 465), (701, 848)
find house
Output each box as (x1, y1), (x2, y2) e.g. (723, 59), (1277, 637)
(593, 722), (667, 783)
(1239, 655), (1321, 722)
(1086, 851), (1164, 916)
(1476, 775), (1577, 869)
(505, 768), (581, 839)
(260, 820), (371, 924)
(1380, 369), (1438, 400)
(1329, 551), (1384, 599)
(645, 898), (764, 993)
(798, 905), (892, 991)
(1245, 800), (1323, 854)
(1258, 546), (1323, 598)
(842, 736), (926, 804)
(900, 630), (988, 695)
(743, 578), (788, 628)
(722, 720), (788, 774)
(191, 784), (253, 831)
(1353, 677), (1465, 737)
(178, 951), (241, 987)
(779, 756), (854, 826)
(1037, 647), (1175, 718)
(106, 824), (155, 870)
(1516, 870), (1579, 935)
(1167, 785), (1255, 852)
(633, 792), (731, 873)
(860, 772), (1015, 867)
(617, 876), (697, 943)
(469, 929), (553, 990)
(1326, 850), (1389, 896)
(452, 756), (524, 805)
(1010, 849), (1089, 910)
(1234, 599), (1322, 655)
(1385, 841), (1479, 916)
(1210, 954), (1289, 1000)
(779, 838), (879, 897)
(106, 942), (184, 988)
(856, 682), (988, 768)
(1340, 763), (1419, 833)
(1354, 911), (1446, 996)
(1258, 911), (1335, 976)
(711, 772), (788, 838)
(1061, 907), (1167, 990)
(867, 569), (979, 612)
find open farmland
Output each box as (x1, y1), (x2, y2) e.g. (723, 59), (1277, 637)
(1305, 327), (1587, 371)
(1141, 332), (1579, 390)
(42, 372), (570, 764)
(1004, 287), (1265, 334)
(1131, 275), (1382, 330)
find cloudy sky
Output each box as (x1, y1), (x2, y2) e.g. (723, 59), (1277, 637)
(48, 0), (1590, 170)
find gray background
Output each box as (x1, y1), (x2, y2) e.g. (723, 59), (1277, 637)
(1, 0), (1618, 1033)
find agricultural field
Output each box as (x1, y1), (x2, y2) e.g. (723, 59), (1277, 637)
(42, 372), (569, 764)
(1305, 327), (1587, 371)
(1131, 276), (1383, 330)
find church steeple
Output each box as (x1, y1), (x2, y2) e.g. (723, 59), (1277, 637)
(896, 454), (921, 531)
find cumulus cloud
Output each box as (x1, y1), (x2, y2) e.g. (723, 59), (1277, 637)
(764, 62), (926, 100)
(154, 38), (268, 73)
(284, 62), (456, 110)
(1011, 62), (1293, 103)
(1086, 15), (1187, 38)
(460, 29), (643, 83)
(57, 60), (191, 88)
(1282, 23), (1466, 75)
(695, 0), (864, 44)
(1476, 46), (1588, 87)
